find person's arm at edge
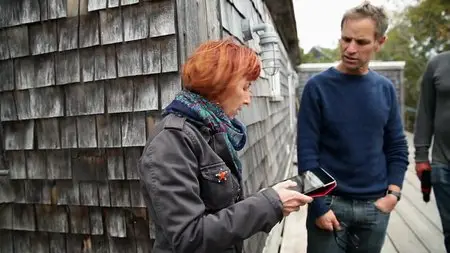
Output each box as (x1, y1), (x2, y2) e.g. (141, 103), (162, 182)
(413, 57), (437, 163)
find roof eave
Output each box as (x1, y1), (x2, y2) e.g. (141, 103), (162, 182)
(264, 0), (302, 67)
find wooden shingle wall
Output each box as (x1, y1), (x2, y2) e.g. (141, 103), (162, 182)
(219, 1), (299, 252)
(0, 0), (179, 252)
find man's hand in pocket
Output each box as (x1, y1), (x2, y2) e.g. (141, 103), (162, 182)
(374, 194), (398, 213)
(315, 210), (341, 231)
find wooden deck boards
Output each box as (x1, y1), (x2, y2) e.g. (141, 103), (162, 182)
(277, 132), (446, 253)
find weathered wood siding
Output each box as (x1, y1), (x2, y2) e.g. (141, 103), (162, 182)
(218, 1), (299, 252)
(0, 0), (178, 252)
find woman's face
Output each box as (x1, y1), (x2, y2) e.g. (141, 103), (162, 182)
(218, 78), (252, 118)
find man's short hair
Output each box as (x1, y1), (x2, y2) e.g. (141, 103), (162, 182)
(341, 1), (389, 39)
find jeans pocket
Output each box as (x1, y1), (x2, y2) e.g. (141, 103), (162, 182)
(431, 163), (450, 185)
(371, 201), (390, 215)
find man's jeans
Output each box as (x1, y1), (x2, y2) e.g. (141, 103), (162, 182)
(431, 162), (450, 253)
(306, 195), (390, 253)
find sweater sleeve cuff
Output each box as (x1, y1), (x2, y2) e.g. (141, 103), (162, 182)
(414, 146), (430, 163)
(309, 197), (329, 219)
(298, 162), (319, 172)
(388, 165), (407, 188)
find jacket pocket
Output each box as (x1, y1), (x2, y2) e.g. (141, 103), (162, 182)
(200, 163), (235, 210)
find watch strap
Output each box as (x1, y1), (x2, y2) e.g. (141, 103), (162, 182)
(387, 190), (401, 201)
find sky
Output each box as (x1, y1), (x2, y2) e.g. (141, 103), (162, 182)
(293, 0), (413, 52)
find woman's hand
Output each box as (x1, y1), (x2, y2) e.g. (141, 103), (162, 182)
(272, 180), (313, 216)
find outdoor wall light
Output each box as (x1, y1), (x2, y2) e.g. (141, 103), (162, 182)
(241, 19), (280, 76)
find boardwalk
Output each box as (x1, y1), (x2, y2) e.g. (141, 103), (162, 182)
(276, 132), (446, 253)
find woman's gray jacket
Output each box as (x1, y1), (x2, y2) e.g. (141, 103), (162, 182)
(138, 113), (284, 253)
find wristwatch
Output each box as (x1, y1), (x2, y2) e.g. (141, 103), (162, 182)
(387, 190), (401, 201)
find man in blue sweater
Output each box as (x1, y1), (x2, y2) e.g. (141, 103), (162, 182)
(297, 2), (409, 253)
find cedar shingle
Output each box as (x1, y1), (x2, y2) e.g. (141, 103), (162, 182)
(109, 181), (131, 207)
(79, 182), (99, 206)
(3, 120), (34, 150)
(123, 4), (149, 42)
(133, 76), (159, 112)
(106, 78), (134, 113)
(76, 116), (98, 148)
(94, 46), (117, 80)
(13, 204), (36, 231)
(55, 180), (80, 205)
(5, 151), (26, 179)
(97, 114), (122, 148)
(160, 35), (178, 73)
(0, 60), (14, 91)
(48, 0), (67, 19)
(149, 1), (176, 37)
(88, 0), (107, 11)
(80, 13), (100, 48)
(29, 22), (57, 55)
(160, 72), (181, 108)
(0, 29), (10, 59)
(105, 208), (127, 237)
(60, 117), (78, 149)
(121, 113), (146, 147)
(36, 205), (69, 233)
(117, 41), (143, 77)
(107, 149), (125, 180)
(25, 150), (47, 179)
(142, 38), (161, 74)
(0, 92), (17, 121)
(100, 8), (123, 45)
(36, 118), (61, 149)
(15, 54), (55, 90)
(6, 26), (29, 58)
(15, 86), (64, 120)
(57, 17), (79, 51)
(47, 150), (72, 179)
(65, 81), (105, 116)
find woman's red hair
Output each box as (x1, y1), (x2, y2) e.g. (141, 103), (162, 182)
(181, 38), (261, 101)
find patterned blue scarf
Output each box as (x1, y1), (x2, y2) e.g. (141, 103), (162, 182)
(163, 90), (246, 174)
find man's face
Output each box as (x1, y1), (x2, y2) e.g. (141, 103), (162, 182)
(339, 17), (385, 73)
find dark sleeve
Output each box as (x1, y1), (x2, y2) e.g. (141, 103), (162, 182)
(413, 58), (436, 162)
(296, 80), (328, 218)
(138, 129), (283, 252)
(384, 83), (409, 187)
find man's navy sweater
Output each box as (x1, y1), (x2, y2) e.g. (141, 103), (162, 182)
(297, 67), (409, 218)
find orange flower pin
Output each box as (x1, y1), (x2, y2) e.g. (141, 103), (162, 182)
(215, 169), (228, 183)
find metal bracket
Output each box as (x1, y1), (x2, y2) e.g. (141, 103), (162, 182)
(241, 19), (254, 41)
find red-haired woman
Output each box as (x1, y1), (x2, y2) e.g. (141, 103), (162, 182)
(138, 38), (312, 253)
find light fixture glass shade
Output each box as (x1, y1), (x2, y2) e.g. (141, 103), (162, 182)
(240, 19), (281, 76)
(260, 41), (280, 76)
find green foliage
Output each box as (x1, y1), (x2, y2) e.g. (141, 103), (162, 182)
(407, 0), (450, 54)
(375, 0), (449, 130)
